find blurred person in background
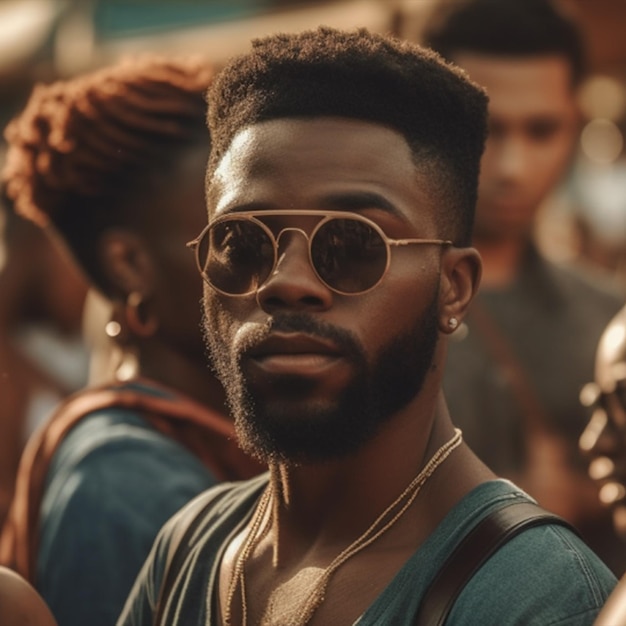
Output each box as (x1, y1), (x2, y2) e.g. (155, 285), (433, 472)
(579, 302), (626, 624)
(0, 55), (261, 626)
(0, 203), (89, 528)
(420, 0), (626, 574)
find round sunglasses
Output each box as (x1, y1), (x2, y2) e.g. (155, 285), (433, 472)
(187, 210), (452, 297)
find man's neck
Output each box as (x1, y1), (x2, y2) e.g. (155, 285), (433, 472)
(274, 406), (440, 540)
(218, 416), (494, 626)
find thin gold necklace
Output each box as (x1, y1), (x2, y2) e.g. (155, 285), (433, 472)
(223, 428), (463, 626)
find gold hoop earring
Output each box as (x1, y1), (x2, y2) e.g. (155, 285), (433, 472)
(125, 291), (158, 338)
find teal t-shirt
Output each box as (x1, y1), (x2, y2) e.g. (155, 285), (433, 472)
(38, 382), (219, 626)
(119, 477), (617, 625)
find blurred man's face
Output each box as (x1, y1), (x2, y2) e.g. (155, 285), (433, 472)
(455, 53), (579, 242)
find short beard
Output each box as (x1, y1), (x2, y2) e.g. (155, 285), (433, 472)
(203, 293), (440, 465)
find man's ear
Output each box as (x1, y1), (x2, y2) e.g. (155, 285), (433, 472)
(437, 246), (482, 334)
(97, 229), (157, 299)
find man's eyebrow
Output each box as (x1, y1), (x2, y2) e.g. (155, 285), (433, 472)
(321, 192), (401, 216)
(217, 201), (273, 215)
(216, 192), (402, 217)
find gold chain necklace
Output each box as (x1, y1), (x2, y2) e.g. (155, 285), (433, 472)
(223, 428), (463, 626)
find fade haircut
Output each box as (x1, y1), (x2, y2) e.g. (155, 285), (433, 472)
(421, 0), (585, 87)
(2, 56), (213, 294)
(206, 26), (488, 246)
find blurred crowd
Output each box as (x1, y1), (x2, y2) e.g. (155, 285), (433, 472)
(0, 0), (625, 624)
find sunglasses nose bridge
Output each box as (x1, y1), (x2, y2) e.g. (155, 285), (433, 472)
(272, 227), (314, 273)
(256, 225), (336, 309)
(274, 226), (311, 248)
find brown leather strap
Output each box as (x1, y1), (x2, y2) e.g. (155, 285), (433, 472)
(414, 501), (577, 625)
(0, 379), (262, 583)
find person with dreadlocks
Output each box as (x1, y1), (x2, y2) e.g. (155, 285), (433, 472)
(119, 27), (616, 626)
(0, 56), (261, 626)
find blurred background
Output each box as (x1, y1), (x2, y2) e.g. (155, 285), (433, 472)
(2, 0), (624, 282)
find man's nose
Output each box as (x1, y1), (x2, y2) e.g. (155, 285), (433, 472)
(495, 136), (529, 181)
(255, 230), (333, 312)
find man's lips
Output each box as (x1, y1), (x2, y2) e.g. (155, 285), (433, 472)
(245, 333), (344, 375)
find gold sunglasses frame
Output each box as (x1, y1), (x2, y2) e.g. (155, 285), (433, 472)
(186, 210), (452, 297)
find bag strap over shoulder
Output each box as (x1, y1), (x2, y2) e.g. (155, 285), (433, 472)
(0, 379), (261, 584)
(414, 500), (578, 626)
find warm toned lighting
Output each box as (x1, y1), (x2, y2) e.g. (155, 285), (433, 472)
(579, 75), (626, 122)
(0, 0), (59, 72)
(589, 456), (615, 481)
(581, 119), (624, 164)
(599, 482), (626, 505)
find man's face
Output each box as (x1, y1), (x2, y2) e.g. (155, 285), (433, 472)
(202, 118), (446, 464)
(455, 53), (579, 241)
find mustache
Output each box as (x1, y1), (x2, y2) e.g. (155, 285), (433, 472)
(238, 312), (362, 359)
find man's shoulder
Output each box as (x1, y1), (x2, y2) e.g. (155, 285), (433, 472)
(361, 481), (615, 625)
(47, 382), (169, 456)
(149, 475), (269, 603)
(447, 482), (617, 624)
(451, 517), (616, 624)
(417, 480), (617, 624)
(42, 406), (218, 533)
(48, 405), (199, 480)
(162, 473), (270, 549)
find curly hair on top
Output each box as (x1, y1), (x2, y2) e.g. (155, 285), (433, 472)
(207, 27), (489, 245)
(2, 55), (213, 290)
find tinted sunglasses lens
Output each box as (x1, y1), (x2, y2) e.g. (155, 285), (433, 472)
(311, 218), (388, 293)
(202, 220), (274, 294)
